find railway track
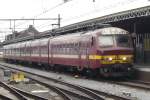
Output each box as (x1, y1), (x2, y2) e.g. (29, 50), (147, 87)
(0, 65), (104, 100)
(0, 80), (48, 100)
(0, 62), (131, 100)
(0, 94), (13, 100)
(30, 75), (103, 100)
(95, 77), (150, 91)
(114, 79), (150, 91)
(0, 81), (28, 100)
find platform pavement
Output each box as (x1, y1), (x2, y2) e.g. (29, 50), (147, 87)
(133, 64), (150, 82)
(134, 64), (150, 72)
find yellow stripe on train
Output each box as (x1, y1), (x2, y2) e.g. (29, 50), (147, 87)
(89, 55), (133, 60)
(101, 59), (133, 64)
(88, 55), (133, 64)
(89, 55), (102, 60)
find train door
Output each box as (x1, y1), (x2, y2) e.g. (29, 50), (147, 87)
(79, 36), (91, 69)
(48, 38), (53, 66)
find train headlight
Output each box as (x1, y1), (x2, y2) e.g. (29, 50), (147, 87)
(108, 57), (112, 61)
(122, 57), (127, 61)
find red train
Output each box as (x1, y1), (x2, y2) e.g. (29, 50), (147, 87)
(3, 27), (134, 77)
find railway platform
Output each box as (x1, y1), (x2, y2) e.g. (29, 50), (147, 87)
(134, 64), (150, 82)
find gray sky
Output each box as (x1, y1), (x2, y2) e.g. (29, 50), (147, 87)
(0, 0), (149, 41)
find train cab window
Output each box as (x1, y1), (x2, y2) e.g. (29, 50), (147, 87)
(99, 34), (132, 48)
(99, 35), (114, 47)
(116, 35), (131, 47)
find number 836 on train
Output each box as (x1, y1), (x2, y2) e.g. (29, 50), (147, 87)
(3, 27), (135, 77)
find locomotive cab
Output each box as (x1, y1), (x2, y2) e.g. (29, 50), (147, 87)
(96, 27), (134, 77)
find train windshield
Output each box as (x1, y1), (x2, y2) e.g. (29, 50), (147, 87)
(116, 35), (131, 47)
(98, 35), (114, 47)
(98, 34), (132, 47)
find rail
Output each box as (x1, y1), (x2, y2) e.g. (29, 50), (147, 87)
(0, 62), (132, 100)
(0, 81), (28, 100)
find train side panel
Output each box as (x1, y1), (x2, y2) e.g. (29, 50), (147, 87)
(30, 39), (40, 63)
(49, 34), (81, 68)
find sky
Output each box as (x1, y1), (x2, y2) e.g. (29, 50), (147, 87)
(0, 0), (149, 41)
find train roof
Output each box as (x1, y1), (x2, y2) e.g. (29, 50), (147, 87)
(44, 27), (129, 42)
(93, 27), (129, 35)
(3, 27), (129, 47)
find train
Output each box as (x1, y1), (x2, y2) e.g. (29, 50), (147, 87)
(3, 27), (135, 77)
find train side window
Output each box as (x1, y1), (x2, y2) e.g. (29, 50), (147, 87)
(58, 45), (60, 54)
(58, 45), (60, 53)
(59, 44), (61, 54)
(55, 45), (57, 53)
(60, 45), (62, 54)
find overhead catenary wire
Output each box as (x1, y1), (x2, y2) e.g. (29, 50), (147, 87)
(15, 0), (73, 28)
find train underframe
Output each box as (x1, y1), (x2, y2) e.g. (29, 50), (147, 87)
(4, 58), (135, 78)
(99, 63), (135, 77)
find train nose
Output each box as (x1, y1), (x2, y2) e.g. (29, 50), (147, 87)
(101, 55), (133, 64)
